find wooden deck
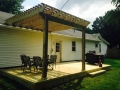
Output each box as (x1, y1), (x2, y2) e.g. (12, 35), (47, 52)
(0, 61), (111, 90)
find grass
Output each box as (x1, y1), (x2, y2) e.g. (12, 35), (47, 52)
(79, 58), (120, 90)
(52, 58), (120, 90)
(0, 58), (120, 90)
(0, 75), (30, 90)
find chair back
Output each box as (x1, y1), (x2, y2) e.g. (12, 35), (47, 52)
(54, 55), (57, 63)
(33, 56), (42, 68)
(50, 55), (57, 62)
(20, 55), (30, 66)
(20, 54), (26, 64)
(50, 55), (54, 62)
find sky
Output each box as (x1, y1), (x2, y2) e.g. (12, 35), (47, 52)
(22, 0), (116, 29)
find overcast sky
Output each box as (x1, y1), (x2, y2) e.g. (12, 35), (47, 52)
(22, 0), (115, 29)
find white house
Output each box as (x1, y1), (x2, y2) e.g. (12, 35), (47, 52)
(0, 10), (109, 68)
(0, 24), (109, 68)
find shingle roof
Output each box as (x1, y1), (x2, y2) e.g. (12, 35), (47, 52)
(0, 11), (14, 24)
(53, 29), (101, 41)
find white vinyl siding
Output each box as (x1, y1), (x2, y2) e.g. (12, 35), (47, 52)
(85, 41), (99, 53)
(51, 35), (82, 61)
(100, 41), (108, 55)
(0, 26), (44, 68)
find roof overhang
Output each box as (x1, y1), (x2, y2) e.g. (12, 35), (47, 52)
(5, 3), (90, 32)
(98, 34), (110, 45)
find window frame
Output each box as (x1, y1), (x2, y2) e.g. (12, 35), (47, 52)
(72, 41), (76, 52)
(56, 42), (60, 52)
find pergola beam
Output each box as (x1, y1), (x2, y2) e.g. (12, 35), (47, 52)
(40, 12), (84, 30)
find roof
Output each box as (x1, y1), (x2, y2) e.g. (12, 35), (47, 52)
(53, 30), (110, 44)
(52, 29), (101, 42)
(5, 3), (90, 32)
(0, 11), (14, 24)
(98, 34), (110, 45)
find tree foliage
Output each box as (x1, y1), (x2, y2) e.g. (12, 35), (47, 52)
(105, 9), (120, 29)
(85, 27), (93, 34)
(0, 0), (24, 14)
(92, 0), (120, 49)
(105, 0), (120, 28)
(112, 0), (120, 8)
(92, 13), (120, 49)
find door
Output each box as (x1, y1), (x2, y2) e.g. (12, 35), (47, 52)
(55, 42), (61, 62)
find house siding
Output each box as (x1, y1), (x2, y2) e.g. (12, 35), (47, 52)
(100, 41), (108, 55)
(0, 26), (107, 68)
(85, 41), (99, 53)
(50, 35), (82, 61)
(0, 27), (43, 68)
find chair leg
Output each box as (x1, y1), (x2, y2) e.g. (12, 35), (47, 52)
(21, 64), (23, 70)
(33, 66), (35, 72)
(55, 62), (56, 69)
(21, 64), (22, 69)
(52, 63), (54, 70)
(23, 67), (25, 72)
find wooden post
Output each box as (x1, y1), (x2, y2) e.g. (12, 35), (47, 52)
(42, 14), (48, 79)
(82, 28), (85, 71)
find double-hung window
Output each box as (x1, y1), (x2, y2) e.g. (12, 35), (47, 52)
(72, 41), (76, 51)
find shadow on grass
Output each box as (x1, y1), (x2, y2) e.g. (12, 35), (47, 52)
(50, 78), (85, 90)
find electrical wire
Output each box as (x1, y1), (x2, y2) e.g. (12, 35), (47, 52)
(60, 0), (70, 10)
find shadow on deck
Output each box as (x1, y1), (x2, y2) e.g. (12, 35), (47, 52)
(0, 61), (111, 90)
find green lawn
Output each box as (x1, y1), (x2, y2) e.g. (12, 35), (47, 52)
(0, 59), (120, 90)
(52, 59), (120, 90)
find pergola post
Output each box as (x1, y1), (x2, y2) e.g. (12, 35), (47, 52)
(82, 28), (86, 71)
(42, 15), (48, 79)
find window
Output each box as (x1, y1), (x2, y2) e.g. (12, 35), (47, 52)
(72, 41), (76, 51)
(95, 43), (98, 48)
(56, 43), (60, 52)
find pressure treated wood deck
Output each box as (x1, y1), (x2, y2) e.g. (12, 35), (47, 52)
(0, 61), (111, 90)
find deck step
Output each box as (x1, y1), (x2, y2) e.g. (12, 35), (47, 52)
(89, 70), (106, 77)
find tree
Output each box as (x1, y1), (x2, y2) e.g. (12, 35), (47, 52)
(105, 9), (120, 29)
(75, 27), (93, 34)
(92, 15), (120, 49)
(112, 0), (120, 8)
(105, 0), (120, 28)
(85, 27), (93, 34)
(103, 0), (120, 48)
(0, 0), (24, 14)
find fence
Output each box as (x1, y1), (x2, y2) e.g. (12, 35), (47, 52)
(107, 48), (120, 59)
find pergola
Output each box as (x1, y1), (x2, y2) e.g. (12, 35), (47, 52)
(5, 3), (90, 79)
